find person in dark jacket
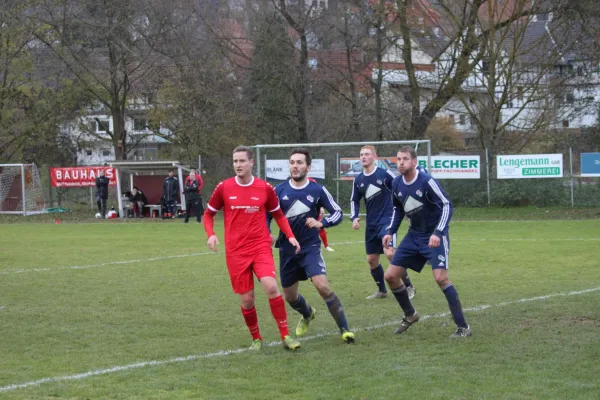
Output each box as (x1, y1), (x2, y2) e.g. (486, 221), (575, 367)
(184, 169), (204, 223)
(125, 186), (148, 217)
(163, 169), (179, 218)
(95, 169), (110, 218)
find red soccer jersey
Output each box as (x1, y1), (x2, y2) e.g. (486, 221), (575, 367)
(206, 176), (280, 255)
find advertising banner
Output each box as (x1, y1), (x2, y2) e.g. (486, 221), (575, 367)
(266, 159), (325, 180)
(496, 154), (563, 179)
(581, 153), (600, 177)
(50, 166), (116, 188)
(339, 156), (480, 180)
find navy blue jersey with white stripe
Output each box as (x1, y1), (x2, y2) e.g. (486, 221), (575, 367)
(270, 179), (343, 249)
(350, 167), (395, 227)
(387, 169), (453, 237)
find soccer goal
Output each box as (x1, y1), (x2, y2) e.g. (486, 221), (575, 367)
(252, 140), (431, 210)
(0, 164), (47, 215)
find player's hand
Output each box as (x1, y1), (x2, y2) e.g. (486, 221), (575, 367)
(207, 235), (219, 252)
(305, 217), (323, 229)
(270, 234), (276, 247)
(288, 237), (301, 254)
(429, 234), (440, 248)
(352, 218), (360, 230)
(382, 234), (393, 249)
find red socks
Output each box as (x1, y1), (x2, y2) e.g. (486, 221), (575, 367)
(268, 295), (290, 339)
(241, 306), (262, 341)
(319, 229), (329, 247)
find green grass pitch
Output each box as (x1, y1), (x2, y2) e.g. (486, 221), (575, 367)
(0, 214), (599, 399)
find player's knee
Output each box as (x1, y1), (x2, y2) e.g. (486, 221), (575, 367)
(435, 276), (450, 288)
(384, 268), (400, 284)
(283, 291), (297, 303)
(366, 255), (379, 268)
(240, 293), (255, 308)
(314, 282), (332, 298)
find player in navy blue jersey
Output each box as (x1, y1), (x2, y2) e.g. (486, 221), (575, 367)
(269, 149), (355, 344)
(350, 145), (416, 300)
(383, 146), (471, 337)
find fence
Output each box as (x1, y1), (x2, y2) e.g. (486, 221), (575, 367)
(203, 145), (600, 210)
(33, 145), (600, 213)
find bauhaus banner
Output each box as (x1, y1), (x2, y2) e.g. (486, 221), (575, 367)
(496, 154), (563, 179)
(50, 166), (117, 188)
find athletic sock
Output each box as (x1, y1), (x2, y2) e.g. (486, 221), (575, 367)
(288, 294), (312, 319)
(324, 292), (350, 332)
(268, 295), (290, 339)
(391, 285), (416, 317)
(241, 306), (262, 341)
(442, 283), (468, 328)
(371, 264), (387, 293)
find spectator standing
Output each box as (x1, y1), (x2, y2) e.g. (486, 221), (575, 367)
(95, 169), (110, 218)
(184, 169), (204, 223)
(163, 169), (179, 218)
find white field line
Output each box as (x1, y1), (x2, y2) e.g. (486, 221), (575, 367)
(2, 237), (599, 276)
(1, 286), (598, 394)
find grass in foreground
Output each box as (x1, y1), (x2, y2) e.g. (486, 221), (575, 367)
(0, 218), (598, 399)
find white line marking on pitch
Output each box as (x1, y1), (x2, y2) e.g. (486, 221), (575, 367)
(1, 286), (598, 393)
(2, 238), (599, 275)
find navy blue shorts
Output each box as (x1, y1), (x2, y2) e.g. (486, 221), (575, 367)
(279, 244), (326, 288)
(365, 225), (396, 255)
(391, 230), (450, 273)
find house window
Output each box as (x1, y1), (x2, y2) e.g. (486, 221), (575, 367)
(517, 87), (523, 101)
(459, 115), (466, 124)
(481, 61), (490, 76)
(91, 119), (109, 132)
(448, 114), (454, 123)
(134, 118), (148, 131)
(555, 94), (563, 105)
(566, 92), (575, 104)
(562, 120), (569, 128)
(102, 149), (111, 157)
(506, 101), (513, 108)
(86, 149), (92, 156)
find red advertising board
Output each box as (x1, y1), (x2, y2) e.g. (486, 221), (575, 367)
(50, 166), (117, 188)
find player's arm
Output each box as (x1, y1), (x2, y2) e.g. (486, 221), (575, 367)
(386, 185), (405, 236)
(350, 179), (362, 228)
(203, 182), (224, 251)
(316, 186), (343, 228)
(266, 184), (300, 253)
(384, 169), (395, 191)
(426, 178), (453, 238)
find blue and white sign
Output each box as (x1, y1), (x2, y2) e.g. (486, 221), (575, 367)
(581, 153), (600, 177)
(266, 159), (325, 180)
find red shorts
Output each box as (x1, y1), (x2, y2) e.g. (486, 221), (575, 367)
(226, 248), (277, 294)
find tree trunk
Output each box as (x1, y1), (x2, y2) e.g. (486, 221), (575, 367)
(374, 23), (385, 140)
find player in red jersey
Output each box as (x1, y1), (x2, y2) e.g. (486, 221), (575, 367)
(204, 145), (302, 351)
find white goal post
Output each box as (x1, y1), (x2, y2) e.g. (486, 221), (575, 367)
(252, 140), (431, 208)
(0, 164), (47, 215)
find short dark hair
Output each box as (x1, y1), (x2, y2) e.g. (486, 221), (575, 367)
(397, 146), (417, 159)
(233, 145), (254, 160)
(290, 148), (312, 166)
(133, 186), (139, 190)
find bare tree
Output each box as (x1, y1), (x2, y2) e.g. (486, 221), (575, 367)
(22, 0), (172, 160)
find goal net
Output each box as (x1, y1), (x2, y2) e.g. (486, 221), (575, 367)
(252, 140), (431, 211)
(0, 164), (47, 215)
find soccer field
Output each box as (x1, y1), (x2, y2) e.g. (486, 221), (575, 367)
(1, 217), (599, 399)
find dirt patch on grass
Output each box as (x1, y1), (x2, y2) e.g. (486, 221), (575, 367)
(561, 316), (600, 327)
